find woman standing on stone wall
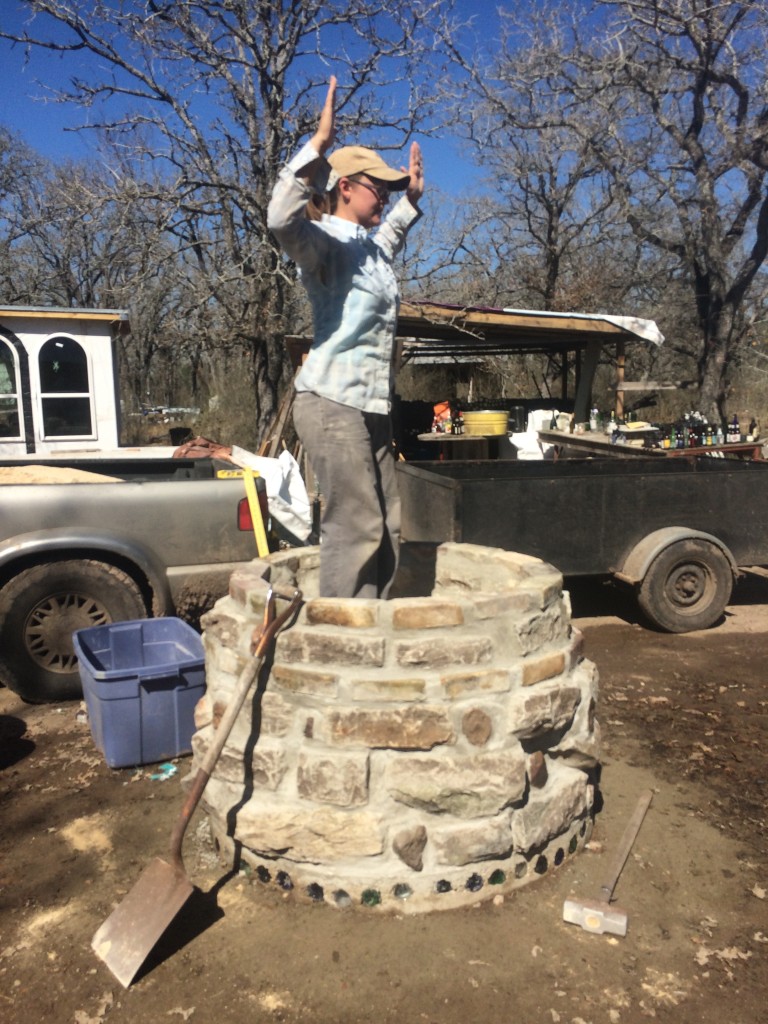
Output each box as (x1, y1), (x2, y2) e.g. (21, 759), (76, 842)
(267, 76), (424, 599)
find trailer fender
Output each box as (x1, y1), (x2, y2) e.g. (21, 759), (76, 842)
(612, 527), (738, 586)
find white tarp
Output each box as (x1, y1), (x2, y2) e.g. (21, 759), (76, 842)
(231, 446), (312, 543)
(501, 307), (665, 346)
(508, 408), (558, 461)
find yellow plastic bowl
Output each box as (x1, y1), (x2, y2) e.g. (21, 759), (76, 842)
(462, 410), (510, 436)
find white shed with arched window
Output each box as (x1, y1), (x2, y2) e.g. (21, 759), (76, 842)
(0, 306), (128, 456)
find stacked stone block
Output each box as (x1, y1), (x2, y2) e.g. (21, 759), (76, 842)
(193, 543), (600, 912)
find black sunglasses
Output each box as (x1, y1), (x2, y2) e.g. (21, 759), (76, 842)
(349, 178), (390, 204)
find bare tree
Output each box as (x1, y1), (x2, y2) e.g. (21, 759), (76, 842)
(446, 0), (768, 421)
(562, 0), (768, 421)
(0, 122), (237, 427)
(425, 7), (631, 404)
(0, 126), (52, 302)
(433, 6), (626, 304)
(2, 0), (450, 437)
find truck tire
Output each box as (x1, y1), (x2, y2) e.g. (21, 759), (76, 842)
(637, 539), (733, 633)
(0, 560), (147, 703)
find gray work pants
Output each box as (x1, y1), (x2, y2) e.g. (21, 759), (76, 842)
(293, 391), (400, 599)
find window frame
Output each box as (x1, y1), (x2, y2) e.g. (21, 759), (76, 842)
(37, 334), (96, 440)
(0, 337), (23, 441)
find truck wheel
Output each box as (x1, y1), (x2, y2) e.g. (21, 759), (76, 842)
(0, 560), (147, 703)
(637, 540), (732, 633)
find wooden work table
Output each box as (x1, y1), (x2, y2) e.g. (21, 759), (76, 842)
(538, 428), (765, 460)
(415, 433), (507, 459)
(412, 429), (765, 462)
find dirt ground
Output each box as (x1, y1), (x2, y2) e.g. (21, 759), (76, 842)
(1, 571), (767, 1024)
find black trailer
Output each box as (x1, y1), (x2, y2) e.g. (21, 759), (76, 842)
(397, 456), (768, 633)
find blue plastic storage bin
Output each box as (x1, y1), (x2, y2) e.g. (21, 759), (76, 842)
(73, 617), (206, 769)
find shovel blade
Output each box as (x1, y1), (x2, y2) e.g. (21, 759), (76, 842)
(92, 857), (194, 988)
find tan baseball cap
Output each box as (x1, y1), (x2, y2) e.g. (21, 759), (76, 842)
(327, 146), (410, 190)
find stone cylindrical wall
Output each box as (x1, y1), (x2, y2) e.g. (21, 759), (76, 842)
(193, 543), (600, 912)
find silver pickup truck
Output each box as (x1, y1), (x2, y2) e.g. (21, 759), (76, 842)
(0, 455), (265, 702)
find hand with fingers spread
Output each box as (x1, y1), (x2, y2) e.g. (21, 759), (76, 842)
(311, 75), (337, 156)
(406, 141), (424, 205)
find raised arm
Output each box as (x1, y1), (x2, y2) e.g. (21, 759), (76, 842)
(267, 77), (338, 267)
(373, 141), (424, 260)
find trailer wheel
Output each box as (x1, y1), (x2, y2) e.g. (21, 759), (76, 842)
(0, 560), (147, 703)
(637, 540), (733, 633)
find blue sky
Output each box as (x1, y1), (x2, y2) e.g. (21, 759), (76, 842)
(0, 1), (488, 197)
(0, 3), (120, 164)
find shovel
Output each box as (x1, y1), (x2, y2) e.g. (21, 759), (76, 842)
(92, 586), (302, 988)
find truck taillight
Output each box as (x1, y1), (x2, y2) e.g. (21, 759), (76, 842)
(238, 497), (252, 531)
(237, 492), (270, 532)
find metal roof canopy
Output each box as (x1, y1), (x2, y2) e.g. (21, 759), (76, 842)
(396, 302), (662, 353)
(395, 301), (665, 421)
(287, 301), (666, 421)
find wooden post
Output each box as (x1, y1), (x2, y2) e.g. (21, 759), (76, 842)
(573, 338), (602, 424)
(615, 339), (626, 419)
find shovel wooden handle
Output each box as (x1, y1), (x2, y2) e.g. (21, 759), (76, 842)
(167, 587), (302, 872)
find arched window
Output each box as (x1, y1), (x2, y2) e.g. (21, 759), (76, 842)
(38, 335), (94, 437)
(0, 338), (21, 439)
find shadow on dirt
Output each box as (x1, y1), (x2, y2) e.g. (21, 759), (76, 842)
(131, 870), (235, 984)
(0, 712), (35, 768)
(564, 575), (640, 623)
(731, 566), (768, 604)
